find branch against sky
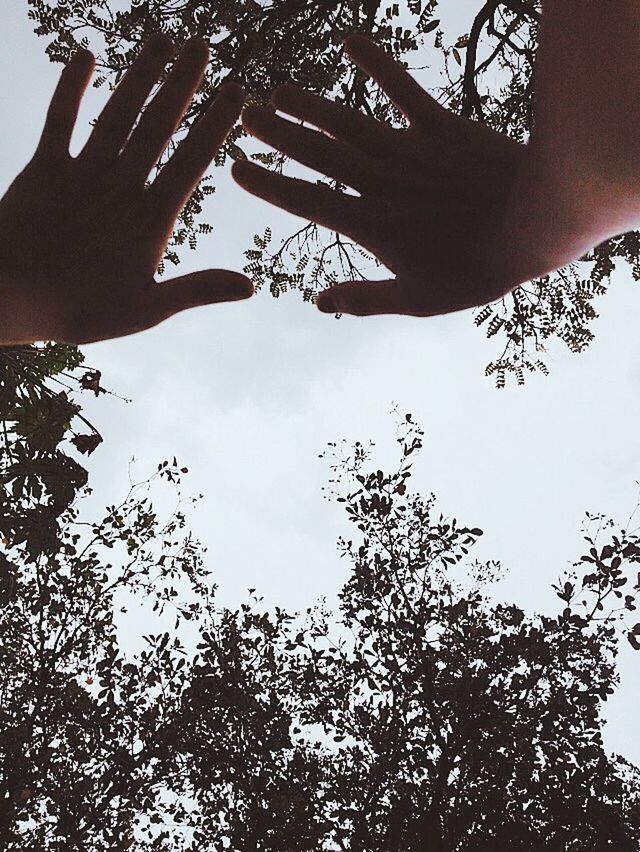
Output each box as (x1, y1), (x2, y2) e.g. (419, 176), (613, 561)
(25, 0), (640, 384)
(2, 410), (640, 848)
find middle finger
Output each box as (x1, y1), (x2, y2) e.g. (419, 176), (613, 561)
(242, 105), (383, 194)
(271, 84), (398, 160)
(118, 37), (210, 184)
(80, 34), (174, 163)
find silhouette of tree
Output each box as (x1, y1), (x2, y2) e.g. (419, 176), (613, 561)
(0, 457), (210, 849)
(0, 344), (104, 568)
(2, 413), (639, 848)
(25, 0), (640, 384)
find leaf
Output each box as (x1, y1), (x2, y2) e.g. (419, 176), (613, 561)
(487, 316), (504, 338)
(80, 370), (103, 396)
(71, 433), (103, 456)
(628, 631), (640, 651)
(474, 306), (492, 327)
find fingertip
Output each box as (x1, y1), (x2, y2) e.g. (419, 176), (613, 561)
(240, 103), (274, 133)
(205, 270), (255, 303)
(231, 158), (261, 185)
(233, 275), (255, 300)
(316, 291), (337, 313)
(230, 159), (246, 182)
(67, 47), (95, 73)
(342, 33), (371, 54)
(182, 36), (209, 63)
(212, 82), (245, 124)
(240, 103), (261, 126)
(74, 47), (95, 62)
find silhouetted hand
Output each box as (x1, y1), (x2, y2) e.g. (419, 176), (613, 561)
(233, 35), (527, 317)
(0, 35), (253, 345)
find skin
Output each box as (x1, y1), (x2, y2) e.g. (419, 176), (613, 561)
(4, 3), (638, 336)
(498, 0), (640, 279)
(0, 34), (253, 346)
(234, 35), (528, 317)
(234, 20), (640, 318)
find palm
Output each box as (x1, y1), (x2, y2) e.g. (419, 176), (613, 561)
(233, 35), (526, 316)
(0, 36), (252, 346)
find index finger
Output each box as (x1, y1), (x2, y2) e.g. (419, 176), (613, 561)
(271, 83), (396, 159)
(148, 81), (245, 219)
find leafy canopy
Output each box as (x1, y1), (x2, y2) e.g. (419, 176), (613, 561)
(2, 410), (640, 849)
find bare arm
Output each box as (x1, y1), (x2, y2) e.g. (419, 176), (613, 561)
(235, 4), (640, 317)
(497, 0), (640, 283)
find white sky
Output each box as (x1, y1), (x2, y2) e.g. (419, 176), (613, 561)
(1, 0), (639, 765)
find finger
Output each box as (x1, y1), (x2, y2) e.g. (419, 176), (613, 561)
(153, 269), (254, 323)
(232, 159), (362, 237)
(344, 35), (444, 126)
(316, 279), (406, 316)
(36, 48), (95, 159)
(149, 82), (244, 218)
(241, 105), (381, 194)
(270, 84), (396, 158)
(118, 37), (210, 182)
(81, 33), (174, 161)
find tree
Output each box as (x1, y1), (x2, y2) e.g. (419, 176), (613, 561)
(0, 343), (105, 568)
(24, 0), (640, 385)
(1, 413), (640, 849)
(0, 458), (212, 850)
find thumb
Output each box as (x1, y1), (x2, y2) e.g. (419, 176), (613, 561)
(316, 279), (402, 316)
(155, 269), (254, 320)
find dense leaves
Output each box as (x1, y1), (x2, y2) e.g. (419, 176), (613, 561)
(0, 459), (211, 850)
(0, 344), (104, 562)
(1, 414), (639, 849)
(25, 0), (640, 383)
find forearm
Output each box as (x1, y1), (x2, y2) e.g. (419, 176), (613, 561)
(494, 149), (618, 288)
(531, 0), (640, 193)
(497, 0), (640, 285)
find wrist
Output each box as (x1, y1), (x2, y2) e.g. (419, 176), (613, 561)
(0, 275), (46, 346)
(488, 147), (619, 289)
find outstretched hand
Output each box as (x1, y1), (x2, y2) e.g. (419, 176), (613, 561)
(0, 35), (253, 346)
(233, 35), (527, 317)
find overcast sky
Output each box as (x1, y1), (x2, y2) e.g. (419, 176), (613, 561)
(2, 0), (639, 764)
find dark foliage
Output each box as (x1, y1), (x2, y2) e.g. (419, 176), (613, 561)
(1, 413), (639, 849)
(0, 344), (104, 564)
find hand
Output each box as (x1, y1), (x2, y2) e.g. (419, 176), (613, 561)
(232, 35), (527, 317)
(0, 35), (253, 346)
